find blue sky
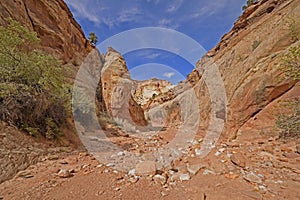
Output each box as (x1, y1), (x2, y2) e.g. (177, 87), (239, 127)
(65, 0), (246, 84)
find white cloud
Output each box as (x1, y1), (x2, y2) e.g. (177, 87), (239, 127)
(188, 0), (227, 19)
(158, 19), (179, 29)
(163, 72), (176, 78)
(65, 0), (101, 24)
(102, 7), (142, 29)
(167, 0), (184, 12)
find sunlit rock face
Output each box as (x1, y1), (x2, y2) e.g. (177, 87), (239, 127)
(153, 0), (300, 139)
(0, 0), (93, 65)
(101, 48), (148, 129)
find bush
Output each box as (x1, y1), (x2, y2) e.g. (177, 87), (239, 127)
(276, 45), (300, 139)
(0, 18), (69, 138)
(276, 100), (300, 139)
(242, 0), (258, 10)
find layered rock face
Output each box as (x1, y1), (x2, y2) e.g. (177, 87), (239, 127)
(0, 0), (92, 64)
(133, 78), (175, 110)
(101, 48), (148, 128)
(153, 0), (300, 140)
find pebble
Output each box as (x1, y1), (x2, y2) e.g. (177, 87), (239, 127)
(17, 170), (33, 178)
(117, 151), (125, 156)
(128, 169), (136, 176)
(153, 174), (167, 185)
(161, 191), (168, 197)
(243, 171), (262, 184)
(128, 177), (139, 183)
(57, 169), (73, 178)
(47, 155), (59, 160)
(179, 173), (190, 181)
(230, 152), (246, 168)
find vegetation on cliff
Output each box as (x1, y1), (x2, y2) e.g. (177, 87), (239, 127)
(277, 45), (300, 139)
(0, 19), (69, 139)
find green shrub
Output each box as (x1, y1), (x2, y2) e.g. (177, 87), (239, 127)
(242, 0), (257, 10)
(0, 18), (69, 138)
(276, 45), (300, 139)
(276, 100), (300, 139)
(280, 45), (300, 80)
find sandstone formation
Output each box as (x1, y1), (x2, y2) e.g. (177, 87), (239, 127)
(149, 0), (300, 141)
(101, 47), (148, 129)
(0, 0), (92, 64)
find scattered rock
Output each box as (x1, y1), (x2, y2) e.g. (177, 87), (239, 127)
(135, 161), (156, 176)
(106, 163), (115, 167)
(128, 177), (139, 183)
(117, 151), (125, 156)
(195, 148), (202, 156)
(179, 173), (190, 181)
(243, 171), (263, 184)
(187, 164), (204, 175)
(57, 169), (73, 178)
(230, 152), (246, 168)
(161, 191), (168, 197)
(79, 152), (89, 157)
(128, 169), (136, 176)
(17, 170), (33, 178)
(47, 155), (59, 160)
(153, 174), (167, 185)
(59, 160), (68, 165)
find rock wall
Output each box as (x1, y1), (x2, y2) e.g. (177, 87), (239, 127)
(150, 0), (300, 139)
(101, 48), (148, 128)
(0, 0), (92, 64)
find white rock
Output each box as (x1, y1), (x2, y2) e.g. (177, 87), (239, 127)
(179, 173), (190, 181)
(128, 169), (136, 176)
(117, 151), (125, 156)
(153, 174), (167, 185)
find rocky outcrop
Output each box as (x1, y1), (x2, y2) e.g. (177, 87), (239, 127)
(154, 0), (300, 140)
(101, 48), (148, 128)
(0, 0), (92, 64)
(133, 79), (175, 110)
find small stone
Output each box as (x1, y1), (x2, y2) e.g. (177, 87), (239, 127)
(57, 169), (73, 178)
(243, 171), (262, 184)
(59, 160), (68, 164)
(179, 173), (190, 181)
(17, 170), (33, 178)
(128, 177), (139, 183)
(128, 169), (136, 176)
(230, 152), (246, 168)
(187, 164), (204, 175)
(114, 187), (120, 191)
(106, 163), (115, 167)
(117, 151), (125, 156)
(135, 161), (156, 176)
(79, 152), (89, 157)
(153, 174), (167, 185)
(47, 155), (59, 160)
(195, 148), (202, 156)
(161, 191), (168, 197)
